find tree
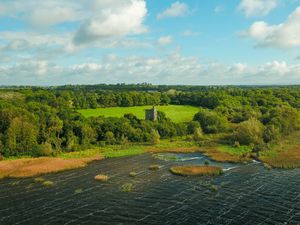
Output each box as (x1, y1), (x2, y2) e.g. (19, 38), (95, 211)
(234, 118), (265, 145)
(7, 117), (38, 155)
(187, 121), (201, 134)
(193, 109), (228, 134)
(263, 125), (281, 143)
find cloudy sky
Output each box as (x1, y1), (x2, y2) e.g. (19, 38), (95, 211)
(0, 0), (300, 85)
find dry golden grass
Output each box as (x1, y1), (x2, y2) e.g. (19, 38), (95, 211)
(200, 148), (249, 163)
(261, 147), (300, 169)
(0, 156), (102, 179)
(94, 174), (109, 182)
(170, 165), (223, 176)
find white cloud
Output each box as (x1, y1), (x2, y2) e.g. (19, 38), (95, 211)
(238, 0), (278, 17)
(0, 1), (82, 27)
(73, 0), (147, 45)
(242, 7), (300, 48)
(158, 36), (173, 45)
(1, 53), (300, 86)
(157, 1), (189, 20)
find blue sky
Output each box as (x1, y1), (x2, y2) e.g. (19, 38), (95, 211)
(0, 0), (300, 85)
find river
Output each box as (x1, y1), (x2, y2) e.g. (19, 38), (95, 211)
(0, 153), (299, 225)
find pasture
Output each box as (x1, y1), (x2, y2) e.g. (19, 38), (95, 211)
(78, 105), (199, 123)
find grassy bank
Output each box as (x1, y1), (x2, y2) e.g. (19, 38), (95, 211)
(0, 156), (101, 179)
(259, 132), (300, 169)
(78, 105), (199, 123)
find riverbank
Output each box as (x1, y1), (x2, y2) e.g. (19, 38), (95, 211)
(0, 156), (102, 179)
(1, 133), (299, 179)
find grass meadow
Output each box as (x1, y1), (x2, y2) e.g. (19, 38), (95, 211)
(78, 105), (200, 123)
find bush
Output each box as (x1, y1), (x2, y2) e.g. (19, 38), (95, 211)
(150, 129), (160, 145)
(0, 153), (3, 161)
(35, 142), (53, 156)
(193, 127), (203, 142)
(187, 121), (201, 134)
(234, 118), (265, 145)
(194, 109), (228, 134)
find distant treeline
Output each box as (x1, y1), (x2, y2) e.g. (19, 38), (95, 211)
(0, 85), (299, 158)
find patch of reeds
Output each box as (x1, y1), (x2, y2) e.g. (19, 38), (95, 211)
(121, 183), (134, 192)
(170, 165), (223, 176)
(149, 165), (162, 171)
(0, 156), (101, 179)
(94, 174), (109, 182)
(42, 181), (54, 187)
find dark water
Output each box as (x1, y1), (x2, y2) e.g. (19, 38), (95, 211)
(0, 153), (300, 225)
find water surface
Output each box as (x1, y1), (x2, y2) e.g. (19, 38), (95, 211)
(0, 153), (299, 225)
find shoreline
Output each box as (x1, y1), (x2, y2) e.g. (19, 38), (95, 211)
(1, 136), (299, 179)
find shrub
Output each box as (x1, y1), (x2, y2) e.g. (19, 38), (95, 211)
(234, 118), (265, 145)
(194, 109), (228, 134)
(0, 153), (3, 161)
(35, 142), (53, 156)
(150, 129), (160, 145)
(193, 127), (203, 142)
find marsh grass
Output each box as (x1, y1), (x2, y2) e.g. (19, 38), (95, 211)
(74, 188), (83, 194)
(0, 157), (101, 179)
(149, 165), (162, 171)
(42, 181), (54, 187)
(129, 172), (137, 177)
(121, 183), (134, 192)
(259, 132), (300, 169)
(34, 177), (45, 183)
(170, 165), (223, 176)
(94, 174), (109, 182)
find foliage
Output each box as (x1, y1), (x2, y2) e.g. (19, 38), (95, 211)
(234, 118), (265, 145)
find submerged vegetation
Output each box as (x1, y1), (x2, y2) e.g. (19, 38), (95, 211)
(170, 165), (223, 176)
(121, 183), (134, 192)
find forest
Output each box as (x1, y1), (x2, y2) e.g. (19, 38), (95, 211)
(0, 85), (299, 159)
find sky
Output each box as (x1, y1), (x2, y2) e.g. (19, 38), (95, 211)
(0, 0), (300, 86)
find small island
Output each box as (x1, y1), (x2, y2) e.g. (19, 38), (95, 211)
(170, 165), (223, 176)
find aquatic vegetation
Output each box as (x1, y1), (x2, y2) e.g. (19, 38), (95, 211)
(152, 153), (178, 161)
(210, 185), (219, 192)
(94, 174), (109, 182)
(121, 183), (134, 192)
(74, 188), (83, 194)
(129, 172), (137, 177)
(42, 181), (54, 187)
(34, 177), (45, 183)
(149, 165), (162, 171)
(10, 181), (20, 186)
(204, 160), (210, 165)
(170, 165), (223, 176)
(0, 156), (101, 179)
(201, 147), (251, 163)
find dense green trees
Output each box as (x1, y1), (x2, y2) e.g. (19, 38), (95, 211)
(0, 85), (299, 157)
(193, 109), (228, 134)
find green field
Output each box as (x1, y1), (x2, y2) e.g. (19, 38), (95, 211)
(78, 105), (200, 123)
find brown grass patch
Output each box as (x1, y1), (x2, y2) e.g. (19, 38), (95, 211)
(261, 147), (300, 169)
(200, 148), (249, 163)
(170, 165), (223, 176)
(0, 156), (102, 179)
(94, 174), (109, 182)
